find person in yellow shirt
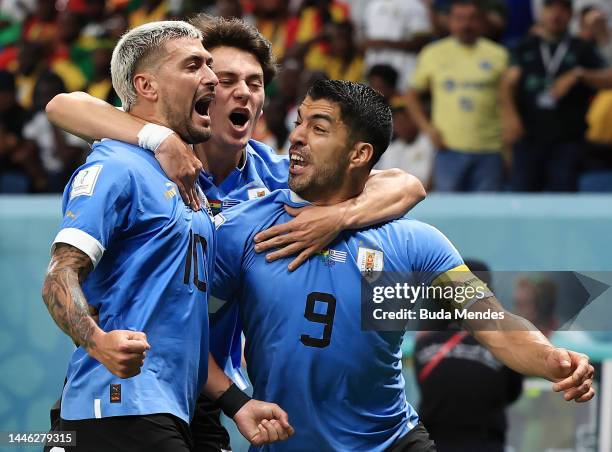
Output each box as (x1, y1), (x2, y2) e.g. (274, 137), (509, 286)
(406, 0), (508, 191)
(307, 21), (364, 82)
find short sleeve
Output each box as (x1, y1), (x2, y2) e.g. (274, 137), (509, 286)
(52, 157), (134, 267)
(407, 222), (464, 275)
(410, 46), (433, 91)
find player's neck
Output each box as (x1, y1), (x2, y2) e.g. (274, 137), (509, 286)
(195, 141), (245, 184)
(302, 175), (366, 207)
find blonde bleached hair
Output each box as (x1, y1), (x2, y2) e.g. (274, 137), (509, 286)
(111, 20), (202, 111)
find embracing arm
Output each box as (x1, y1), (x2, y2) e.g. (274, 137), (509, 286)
(46, 92), (144, 144)
(341, 168), (426, 228)
(465, 297), (594, 402)
(46, 92), (202, 209)
(254, 169), (425, 270)
(42, 243), (150, 378)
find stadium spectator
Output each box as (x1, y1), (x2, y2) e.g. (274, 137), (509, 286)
(578, 4), (612, 190)
(48, 10), (87, 93)
(0, 69), (45, 193)
(294, 0), (351, 70)
(500, 0), (612, 192)
(414, 259), (523, 452)
(306, 20), (364, 82)
(23, 71), (87, 192)
(251, 0), (299, 61)
(375, 96), (434, 188)
(14, 40), (46, 109)
(579, 4), (612, 64)
(22, 0), (57, 46)
(361, 0), (431, 92)
(367, 64), (399, 103)
(406, 0), (508, 192)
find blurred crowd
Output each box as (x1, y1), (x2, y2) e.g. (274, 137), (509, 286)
(1, 0), (611, 193)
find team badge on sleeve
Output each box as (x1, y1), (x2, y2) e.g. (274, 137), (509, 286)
(70, 165), (103, 200)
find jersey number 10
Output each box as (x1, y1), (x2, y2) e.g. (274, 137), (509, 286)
(300, 292), (337, 348)
(183, 231), (208, 292)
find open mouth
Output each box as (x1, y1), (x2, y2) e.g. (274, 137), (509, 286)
(289, 151), (308, 171)
(194, 96), (212, 117)
(229, 109), (250, 128)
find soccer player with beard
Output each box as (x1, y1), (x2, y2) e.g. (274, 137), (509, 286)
(46, 16), (426, 452)
(210, 80), (595, 451)
(41, 21), (292, 452)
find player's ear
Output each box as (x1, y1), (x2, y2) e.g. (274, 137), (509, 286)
(133, 72), (158, 102)
(349, 142), (374, 169)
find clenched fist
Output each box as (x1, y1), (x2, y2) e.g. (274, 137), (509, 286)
(87, 330), (150, 379)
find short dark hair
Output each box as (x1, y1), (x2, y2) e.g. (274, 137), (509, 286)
(367, 64), (398, 89)
(450, 0), (481, 11)
(306, 80), (392, 168)
(190, 14), (277, 86)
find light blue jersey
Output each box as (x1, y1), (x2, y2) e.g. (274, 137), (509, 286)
(200, 140), (288, 387)
(212, 189), (464, 451)
(52, 140), (215, 424)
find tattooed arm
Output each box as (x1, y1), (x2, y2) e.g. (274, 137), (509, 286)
(42, 243), (150, 378)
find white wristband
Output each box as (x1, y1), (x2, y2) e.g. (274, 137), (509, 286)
(137, 123), (175, 153)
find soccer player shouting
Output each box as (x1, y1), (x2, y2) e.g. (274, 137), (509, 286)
(42, 21), (292, 451)
(210, 80), (595, 451)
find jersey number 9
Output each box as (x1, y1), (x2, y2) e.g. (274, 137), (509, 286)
(300, 292), (336, 348)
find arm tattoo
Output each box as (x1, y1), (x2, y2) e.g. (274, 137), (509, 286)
(42, 243), (97, 350)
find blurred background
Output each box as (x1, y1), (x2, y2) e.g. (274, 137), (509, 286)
(0, 0), (612, 451)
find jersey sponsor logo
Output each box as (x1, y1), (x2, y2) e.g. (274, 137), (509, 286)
(317, 248), (347, 266)
(357, 247), (384, 273)
(69, 164), (102, 200)
(214, 213), (227, 230)
(479, 59), (492, 71)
